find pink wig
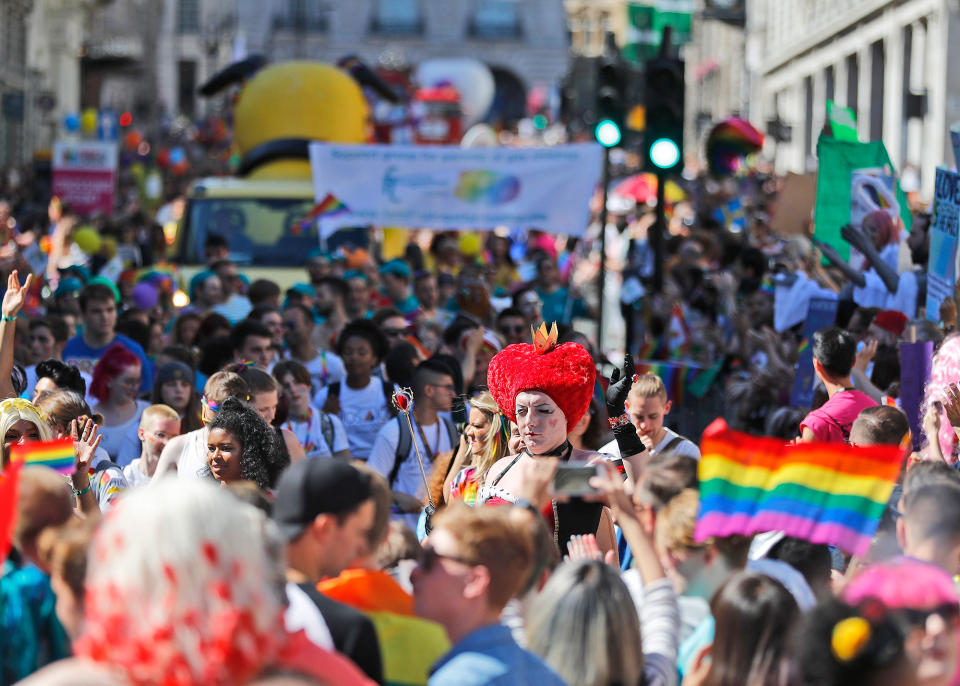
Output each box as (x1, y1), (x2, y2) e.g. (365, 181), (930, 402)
(844, 558), (958, 610)
(921, 334), (960, 463)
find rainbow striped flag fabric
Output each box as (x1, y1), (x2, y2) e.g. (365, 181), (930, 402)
(11, 438), (76, 475)
(0, 459), (23, 561)
(695, 419), (904, 556)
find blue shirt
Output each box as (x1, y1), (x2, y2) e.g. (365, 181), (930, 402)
(63, 333), (154, 393)
(429, 623), (567, 686)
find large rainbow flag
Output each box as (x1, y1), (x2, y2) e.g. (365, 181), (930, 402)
(0, 459), (23, 562)
(11, 437), (76, 475)
(695, 419), (904, 556)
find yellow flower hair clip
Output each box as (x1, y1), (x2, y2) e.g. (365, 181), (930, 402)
(0, 397), (47, 424)
(831, 616), (871, 662)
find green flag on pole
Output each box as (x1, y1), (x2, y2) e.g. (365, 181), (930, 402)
(623, 1), (692, 63)
(814, 133), (912, 261)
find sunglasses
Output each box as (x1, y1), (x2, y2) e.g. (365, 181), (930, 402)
(500, 325), (525, 335)
(418, 545), (476, 572)
(893, 603), (960, 631)
(383, 328), (409, 338)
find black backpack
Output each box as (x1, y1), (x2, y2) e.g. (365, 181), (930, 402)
(389, 414), (458, 487)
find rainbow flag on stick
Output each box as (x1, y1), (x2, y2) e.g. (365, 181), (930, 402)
(11, 438), (76, 475)
(695, 419), (904, 556)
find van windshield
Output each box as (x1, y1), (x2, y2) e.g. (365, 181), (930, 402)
(181, 197), (321, 266)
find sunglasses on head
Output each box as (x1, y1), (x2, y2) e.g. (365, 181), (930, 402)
(417, 545), (476, 572)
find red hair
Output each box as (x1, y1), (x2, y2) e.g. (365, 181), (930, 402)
(90, 344), (141, 402)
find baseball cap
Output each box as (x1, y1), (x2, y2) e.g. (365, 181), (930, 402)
(379, 259), (412, 280)
(155, 360), (193, 387)
(273, 460), (373, 542)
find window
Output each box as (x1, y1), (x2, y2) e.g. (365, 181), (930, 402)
(272, 0), (329, 32)
(870, 39), (884, 142)
(470, 0), (522, 39)
(846, 53), (858, 115)
(178, 60), (197, 117)
(824, 64), (835, 103)
(177, 0), (200, 34)
(372, 0), (422, 36)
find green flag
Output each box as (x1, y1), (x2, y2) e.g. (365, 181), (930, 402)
(826, 100), (859, 142)
(623, 0), (692, 63)
(814, 133), (912, 260)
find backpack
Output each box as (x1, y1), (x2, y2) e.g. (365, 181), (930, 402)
(389, 415), (458, 488)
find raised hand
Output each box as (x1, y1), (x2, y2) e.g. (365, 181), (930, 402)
(1, 269), (32, 320)
(605, 354), (636, 417)
(71, 417), (102, 478)
(943, 384), (960, 430)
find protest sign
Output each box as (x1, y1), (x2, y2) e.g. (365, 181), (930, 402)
(925, 167), (960, 321)
(900, 341), (934, 451)
(308, 143), (603, 237)
(770, 172), (816, 237)
(789, 298), (839, 408)
(951, 121), (960, 168)
(814, 134), (911, 260)
(52, 140), (118, 216)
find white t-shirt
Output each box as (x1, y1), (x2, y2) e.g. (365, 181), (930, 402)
(294, 350), (346, 393)
(368, 415), (455, 530)
(176, 427), (211, 481)
(600, 427), (700, 461)
(122, 458), (151, 488)
(284, 582), (335, 650)
(313, 379), (394, 461)
(282, 406), (349, 459)
(97, 400), (150, 467)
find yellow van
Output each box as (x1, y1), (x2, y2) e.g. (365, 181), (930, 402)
(172, 177), (319, 290)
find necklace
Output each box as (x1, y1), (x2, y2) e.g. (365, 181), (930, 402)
(525, 440), (573, 461)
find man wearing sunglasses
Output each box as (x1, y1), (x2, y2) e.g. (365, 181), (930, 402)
(413, 504), (565, 686)
(496, 308), (528, 347)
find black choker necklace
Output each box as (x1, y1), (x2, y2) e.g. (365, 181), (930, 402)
(526, 440), (572, 460)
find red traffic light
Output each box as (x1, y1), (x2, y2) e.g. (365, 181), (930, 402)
(119, 111), (132, 127)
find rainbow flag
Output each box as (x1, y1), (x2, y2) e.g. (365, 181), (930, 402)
(695, 419), (904, 556)
(11, 438), (76, 475)
(0, 459), (23, 562)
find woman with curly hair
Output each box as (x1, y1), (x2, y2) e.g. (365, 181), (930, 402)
(205, 396), (285, 490)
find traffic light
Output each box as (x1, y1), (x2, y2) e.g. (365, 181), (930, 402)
(643, 56), (684, 173)
(594, 57), (626, 148)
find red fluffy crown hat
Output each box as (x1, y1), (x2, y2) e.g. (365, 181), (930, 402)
(487, 322), (596, 433)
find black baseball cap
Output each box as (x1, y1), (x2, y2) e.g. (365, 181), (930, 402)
(272, 459), (373, 542)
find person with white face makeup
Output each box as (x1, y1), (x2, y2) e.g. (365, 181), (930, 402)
(482, 324), (647, 556)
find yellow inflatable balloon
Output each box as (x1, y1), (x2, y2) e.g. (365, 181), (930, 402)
(458, 232), (482, 257)
(233, 62), (370, 180)
(80, 108), (98, 134)
(73, 226), (101, 254)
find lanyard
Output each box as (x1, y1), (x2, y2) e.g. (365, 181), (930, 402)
(286, 407), (316, 453)
(414, 417), (440, 464)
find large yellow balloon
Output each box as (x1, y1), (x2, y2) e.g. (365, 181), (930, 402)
(234, 62), (370, 180)
(80, 108), (98, 134)
(73, 226), (101, 254)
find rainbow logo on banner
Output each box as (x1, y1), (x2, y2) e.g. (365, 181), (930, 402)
(695, 419), (904, 556)
(11, 438), (76, 475)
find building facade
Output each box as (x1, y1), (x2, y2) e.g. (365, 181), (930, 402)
(1, 0), (34, 164)
(747, 0), (952, 198)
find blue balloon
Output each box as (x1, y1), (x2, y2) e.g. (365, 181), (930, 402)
(169, 147), (185, 165)
(63, 113), (80, 132)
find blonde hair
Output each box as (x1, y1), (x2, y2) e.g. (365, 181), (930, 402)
(432, 502), (534, 610)
(469, 391), (510, 480)
(0, 398), (53, 466)
(140, 403), (180, 429)
(629, 373), (668, 401)
(655, 488), (703, 554)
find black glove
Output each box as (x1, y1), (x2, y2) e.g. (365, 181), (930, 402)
(606, 355), (646, 458)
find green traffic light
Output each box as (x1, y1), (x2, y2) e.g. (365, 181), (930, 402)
(532, 114), (547, 130)
(649, 137), (680, 169)
(595, 119), (621, 147)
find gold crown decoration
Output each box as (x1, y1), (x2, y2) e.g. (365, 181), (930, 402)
(531, 322), (559, 355)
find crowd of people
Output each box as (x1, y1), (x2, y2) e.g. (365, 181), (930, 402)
(1, 162), (960, 686)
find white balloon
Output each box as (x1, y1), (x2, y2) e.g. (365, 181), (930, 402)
(415, 58), (496, 127)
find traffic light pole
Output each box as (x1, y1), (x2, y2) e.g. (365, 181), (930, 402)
(653, 170), (665, 293)
(598, 145), (610, 351)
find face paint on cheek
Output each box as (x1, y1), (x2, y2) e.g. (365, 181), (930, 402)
(547, 417), (562, 430)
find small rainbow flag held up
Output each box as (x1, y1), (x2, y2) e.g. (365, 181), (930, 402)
(11, 438), (76, 475)
(695, 419), (904, 556)
(294, 193), (350, 234)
